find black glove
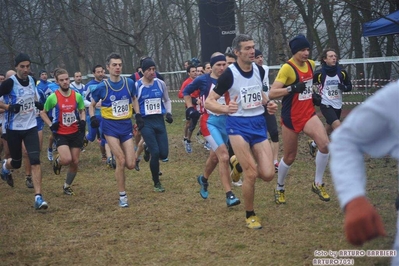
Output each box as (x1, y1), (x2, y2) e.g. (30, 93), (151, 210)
(8, 104), (22, 113)
(135, 113), (144, 130)
(50, 122), (59, 132)
(338, 84), (348, 91)
(185, 106), (200, 120)
(165, 113), (173, 124)
(34, 101), (44, 111)
(291, 82), (306, 93)
(90, 116), (100, 128)
(191, 97), (198, 106)
(312, 93), (321, 106)
(78, 120), (86, 133)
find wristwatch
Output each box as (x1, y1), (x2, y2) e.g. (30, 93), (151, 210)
(286, 86), (292, 93)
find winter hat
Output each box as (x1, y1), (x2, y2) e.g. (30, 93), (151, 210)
(289, 35), (310, 55)
(255, 49), (262, 58)
(14, 53), (31, 67)
(141, 59), (156, 72)
(39, 69), (47, 75)
(139, 56), (151, 66)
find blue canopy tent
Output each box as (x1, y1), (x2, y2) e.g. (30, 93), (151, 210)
(361, 10), (399, 91)
(362, 10), (399, 37)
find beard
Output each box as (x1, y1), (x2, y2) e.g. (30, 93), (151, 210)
(60, 86), (69, 92)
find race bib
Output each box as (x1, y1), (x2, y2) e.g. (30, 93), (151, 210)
(240, 85), (262, 109)
(144, 98), (162, 115)
(62, 111), (77, 126)
(326, 85), (340, 100)
(112, 99), (129, 117)
(298, 79), (313, 101)
(20, 97), (35, 114)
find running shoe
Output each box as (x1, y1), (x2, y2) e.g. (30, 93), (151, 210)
(246, 215), (262, 229)
(274, 189), (286, 204)
(312, 182), (330, 202)
(1, 159), (13, 187)
(232, 179), (243, 187)
(26, 175), (34, 188)
(229, 155), (241, 182)
(308, 140), (317, 158)
(226, 194), (241, 207)
(83, 135), (89, 147)
(185, 141), (192, 153)
(197, 175), (208, 199)
(119, 196), (129, 208)
(107, 156), (116, 169)
(47, 148), (53, 161)
(63, 186), (75, 196)
(34, 196), (48, 210)
(203, 141), (211, 151)
(135, 158), (140, 171)
(274, 162), (279, 173)
(154, 182), (165, 192)
(195, 131), (206, 145)
(53, 154), (62, 175)
(143, 143), (150, 162)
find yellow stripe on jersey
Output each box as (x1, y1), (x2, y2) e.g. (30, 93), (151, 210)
(101, 104), (133, 120)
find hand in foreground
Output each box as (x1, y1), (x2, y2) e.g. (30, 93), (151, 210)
(50, 122), (60, 132)
(312, 93), (321, 106)
(266, 100), (278, 115)
(135, 113), (144, 130)
(8, 104), (22, 113)
(344, 196), (386, 246)
(338, 84), (349, 92)
(291, 82), (306, 93)
(227, 96), (239, 114)
(165, 113), (173, 124)
(90, 116), (100, 128)
(34, 101), (44, 111)
(78, 120), (86, 132)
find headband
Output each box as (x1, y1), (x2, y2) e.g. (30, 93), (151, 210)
(210, 55), (226, 67)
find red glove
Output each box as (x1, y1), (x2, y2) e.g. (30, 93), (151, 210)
(344, 196), (386, 246)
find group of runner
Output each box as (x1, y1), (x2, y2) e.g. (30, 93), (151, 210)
(179, 34), (352, 229)
(0, 34), (352, 229)
(0, 52), (172, 209)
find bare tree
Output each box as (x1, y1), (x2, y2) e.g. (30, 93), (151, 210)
(0, 0), (398, 82)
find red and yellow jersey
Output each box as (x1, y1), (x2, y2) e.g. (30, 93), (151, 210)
(275, 59), (316, 132)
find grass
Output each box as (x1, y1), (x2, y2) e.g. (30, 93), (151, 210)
(0, 92), (397, 266)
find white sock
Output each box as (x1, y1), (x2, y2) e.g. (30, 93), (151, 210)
(273, 159), (278, 165)
(315, 151), (329, 185)
(276, 158), (290, 190)
(119, 191), (127, 199)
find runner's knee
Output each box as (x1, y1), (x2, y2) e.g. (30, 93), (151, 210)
(11, 159), (22, 169)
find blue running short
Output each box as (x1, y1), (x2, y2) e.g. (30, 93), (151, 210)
(226, 114), (267, 147)
(102, 118), (133, 143)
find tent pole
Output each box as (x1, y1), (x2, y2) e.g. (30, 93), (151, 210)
(361, 36), (368, 98)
